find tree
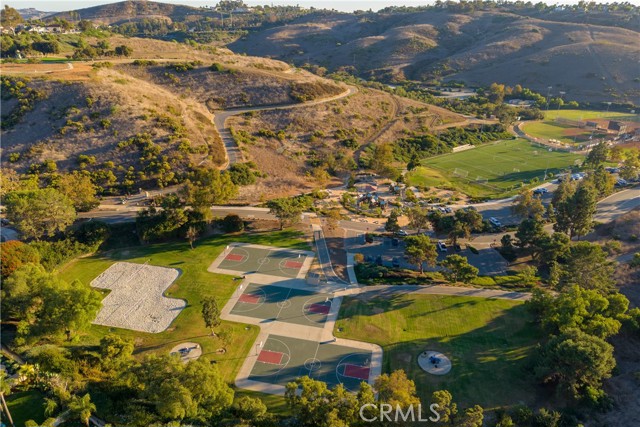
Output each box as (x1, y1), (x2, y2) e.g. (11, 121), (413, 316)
(515, 219), (547, 251)
(459, 405), (484, 427)
(535, 329), (615, 400)
(325, 208), (342, 231)
(55, 172), (99, 212)
(4, 189), (76, 240)
(266, 196), (311, 230)
(0, 5), (23, 30)
(620, 150), (640, 181)
(558, 242), (615, 292)
(201, 297), (221, 336)
(370, 143), (394, 176)
(68, 394), (96, 427)
(99, 334), (134, 372)
(540, 285), (628, 339)
(234, 395), (267, 422)
(221, 213), (244, 233)
(553, 182), (597, 239)
(228, 162), (256, 185)
(439, 255), (478, 283)
(407, 206), (429, 233)
(375, 370), (421, 409)
(512, 189), (545, 220)
(385, 209), (401, 233)
(448, 221), (469, 248)
(186, 226), (199, 249)
(584, 166), (615, 198)
(536, 232), (570, 267)
(285, 376), (359, 427)
(1, 265), (102, 343)
(404, 235), (437, 274)
(431, 390), (457, 424)
(584, 141), (608, 169)
(0, 241), (40, 279)
(114, 44), (133, 57)
(181, 168), (238, 213)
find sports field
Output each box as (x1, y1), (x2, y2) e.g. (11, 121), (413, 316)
(408, 139), (582, 198)
(523, 109), (639, 144)
(335, 293), (541, 408)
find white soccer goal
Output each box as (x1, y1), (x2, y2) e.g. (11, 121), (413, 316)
(453, 168), (469, 178)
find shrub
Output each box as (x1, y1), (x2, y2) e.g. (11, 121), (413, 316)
(221, 214), (244, 233)
(29, 239), (92, 271)
(0, 241), (41, 279)
(75, 221), (111, 248)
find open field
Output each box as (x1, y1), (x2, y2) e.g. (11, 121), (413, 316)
(57, 230), (309, 384)
(408, 139), (583, 198)
(522, 109), (640, 144)
(334, 293), (540, 408)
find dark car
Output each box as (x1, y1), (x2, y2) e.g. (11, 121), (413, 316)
(392, 257), (400, 268)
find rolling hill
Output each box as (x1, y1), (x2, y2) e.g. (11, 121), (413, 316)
(229, 9), (640, 104)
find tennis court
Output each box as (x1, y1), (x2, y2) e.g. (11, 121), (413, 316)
(230, 283), (333, 328)
(209, 244), (313, 278)
(249, 334), (373, 392)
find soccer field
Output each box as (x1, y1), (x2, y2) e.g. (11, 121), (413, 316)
(409, 139), (583, 197)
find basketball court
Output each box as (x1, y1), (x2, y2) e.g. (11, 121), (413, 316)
(209, 244), (313, 279)
(249, 334), (373, 392)
(230, 283), (333, 328)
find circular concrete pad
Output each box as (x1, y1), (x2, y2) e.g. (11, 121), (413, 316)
(170, 342), (202, 363)
(418, 351), (451, 375)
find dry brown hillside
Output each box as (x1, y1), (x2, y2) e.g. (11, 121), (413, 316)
(227, 87), (465, 201)
(230, 10), (640, 104)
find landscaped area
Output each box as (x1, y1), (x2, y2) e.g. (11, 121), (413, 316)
(407, 139), (583, 198)
(334, 293), (541, 408)
(57, 230), (310, 384)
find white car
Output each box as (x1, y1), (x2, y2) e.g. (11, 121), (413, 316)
(395, 230), (409, 236)
(437, 241), (447, 252)
(489, 217), (502, 228)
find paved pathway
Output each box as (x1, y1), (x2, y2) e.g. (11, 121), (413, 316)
(213, 86), (357, 167)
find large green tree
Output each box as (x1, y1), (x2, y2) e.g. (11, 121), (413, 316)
(201, 297), (221, 336)
(558, 242), (615, 292)
(266, 196), (312, 230)
(4, 189), (76, 240)
(404, 235), (437, 274)
(584, 141), (609, 169)
(180, 168), (238, 213)
(512, 189), (545, 220)
(439, 255), (478, 283)
(55, 172), (100, 212)
(535, 329), (615, 400)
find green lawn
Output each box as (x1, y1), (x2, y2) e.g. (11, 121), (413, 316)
(6, 390), (47, 426)
(544, 109), (639, 122)
(522, 109), (639, 145)
(407, 139), (582, 198)
(57, 229), (309, 385)
(335, 294), (541, 409)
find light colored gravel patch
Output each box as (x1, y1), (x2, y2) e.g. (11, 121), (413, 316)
(91, 262), (185, 333)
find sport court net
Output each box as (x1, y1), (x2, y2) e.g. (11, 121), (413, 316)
(343, 364), (370, 380)
(239, 294), (261, 304)
(257, 350), (284, 365)
(307, 303), (331, 315)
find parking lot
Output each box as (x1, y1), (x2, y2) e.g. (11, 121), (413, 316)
(345, 233), (508, 276)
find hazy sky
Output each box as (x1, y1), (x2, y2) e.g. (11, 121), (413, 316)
(14, 0), (640, 13)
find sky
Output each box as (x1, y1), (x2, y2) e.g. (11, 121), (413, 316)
(13, 0), (640, 13)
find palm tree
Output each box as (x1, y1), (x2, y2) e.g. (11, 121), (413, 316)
(68, 394), (96, 427)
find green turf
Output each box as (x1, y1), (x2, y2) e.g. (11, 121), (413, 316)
(408, 139), (582, 198)
(56, 230), (309, 384)
(544, 109), (639, 122)
(334, 294), (540, 409)
(5, 390), (47, 426)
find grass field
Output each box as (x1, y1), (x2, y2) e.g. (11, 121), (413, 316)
(334, 294), (540, 409)
(6, 390), (46, 426)
(523, 109), (640, 144)
(57, 229), (309, 387)
(407, 139), (583, 198)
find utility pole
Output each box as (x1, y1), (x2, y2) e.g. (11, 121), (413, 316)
(545, 86), (552, 113)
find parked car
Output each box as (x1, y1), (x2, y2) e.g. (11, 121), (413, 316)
(391, 238), (400, 247)
(392, 257), (400, 268)
(437, 241), (447, 253)
(615, 178), (628, 187)
(395, 229), (409, 236)
(533, 188), (548, 195)
(489, 217), (502, 228)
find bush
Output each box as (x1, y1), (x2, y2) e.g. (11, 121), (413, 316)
(470, 276), (497, 287)
(221, 214), (244, 233)
(228, 163), (257, 186)
(75, 221), (111, 248)
(0, 241), (41, 279)
(630, 253), (640, 268)
(29, 239), (92, 271)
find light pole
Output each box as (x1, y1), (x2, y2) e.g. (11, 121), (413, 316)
(557, 91), (565, 113)
(545, 86), (553, 113)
